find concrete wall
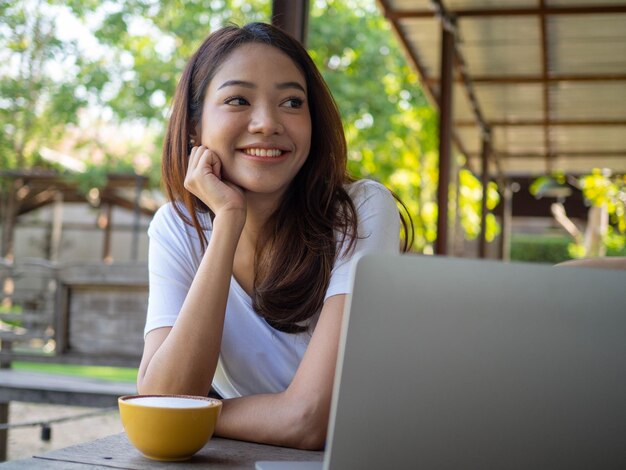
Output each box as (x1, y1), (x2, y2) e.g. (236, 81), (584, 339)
(60, 263), (148, 364)
(3, 202), (153, 263)
(0, 260), (149, 366)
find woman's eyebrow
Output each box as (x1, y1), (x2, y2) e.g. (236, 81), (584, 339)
(218, 80), (254, 90)
(217, 80), (305, 93)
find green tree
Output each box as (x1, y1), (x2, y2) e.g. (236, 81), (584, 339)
(308, 0), (499, 251)
(1, 0), (269, 180)
(1, 0), (500, 254)
(0, 0), (86, 168)
(575, 170), (625, 257)
(531, 170), (625, 258)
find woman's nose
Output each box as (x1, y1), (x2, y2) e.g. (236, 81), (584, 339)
(248, 107), (284, 135)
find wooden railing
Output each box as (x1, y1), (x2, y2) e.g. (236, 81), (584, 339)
(0, 258), (148, 460)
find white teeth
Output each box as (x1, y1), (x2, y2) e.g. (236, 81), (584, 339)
(244, 148), (283, 157)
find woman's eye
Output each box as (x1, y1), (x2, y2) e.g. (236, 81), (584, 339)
(225, 96), (249, 106)
(282, 97), (304, 109)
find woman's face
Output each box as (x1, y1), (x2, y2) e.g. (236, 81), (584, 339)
(198, 43), (312, 200)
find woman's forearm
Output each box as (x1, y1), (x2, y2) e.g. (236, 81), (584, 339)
(212, 295), (345, 450)
(138, 211), (244, 396)
(214, 392), (328, 450)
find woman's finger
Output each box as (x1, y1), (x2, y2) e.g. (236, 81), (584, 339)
(187, 145), (201, 171)
(197, 148), (222, 180)
(209, 150), (222, 179)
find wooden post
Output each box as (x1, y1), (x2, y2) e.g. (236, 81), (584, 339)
(101, 204), (113, 263)
(435, 24), (455, 255)
(452, 162), (464, 256)
(49, 192), (63, 262)
(272, 0), (309, 45)
(1, 179), (21, 261)
(0, 401), (8, 461)
(498, 182), (513, 261)
(479, 132), (491, 258)
(130, 176), (142, 262)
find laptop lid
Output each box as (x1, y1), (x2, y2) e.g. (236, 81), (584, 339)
(323, 253), (626, 469)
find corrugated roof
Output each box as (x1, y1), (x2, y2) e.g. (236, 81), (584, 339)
(378, 0), (626, 177)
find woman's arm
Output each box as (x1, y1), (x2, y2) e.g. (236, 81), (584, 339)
(137, 211), (243, 395)
(137, 147), (246, 396)
(213, 294), (346, 450)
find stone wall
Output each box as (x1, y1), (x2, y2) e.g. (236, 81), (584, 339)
(59, 263), (148, 365)
(68, 285), (146, 358)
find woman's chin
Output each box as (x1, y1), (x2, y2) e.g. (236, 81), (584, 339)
(237, 181), (289, 201)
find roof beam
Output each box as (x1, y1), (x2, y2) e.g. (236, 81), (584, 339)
(435, 21), (455, 255)
(425, 74), (626, 86)
(539, 0), (553, 173)
(426, 0), (490, 137)
(386, 5), (626, 19)
(456, 119), (626, 127)
(468, 151), (626, 159)
(376, 0), (477, 171)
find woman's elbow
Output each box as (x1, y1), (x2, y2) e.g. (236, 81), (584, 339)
(287, 401), (329, 450)
(294, 428), (326, 451)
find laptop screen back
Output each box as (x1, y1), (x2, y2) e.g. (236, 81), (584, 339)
(325, 254), (626, 469)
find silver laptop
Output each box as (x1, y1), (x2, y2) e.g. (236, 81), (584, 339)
(258, 254), (626, 470)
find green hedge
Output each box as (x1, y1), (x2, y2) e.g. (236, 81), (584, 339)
(510, 235), (573, 264)
(13, 361), (137, 382)
(510, 234), (626, 264)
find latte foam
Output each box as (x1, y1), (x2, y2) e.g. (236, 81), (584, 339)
(127, 396), (212, 408)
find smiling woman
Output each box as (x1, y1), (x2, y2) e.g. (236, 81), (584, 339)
(196, 42), (312, 199)
(135, 22), (410, 450)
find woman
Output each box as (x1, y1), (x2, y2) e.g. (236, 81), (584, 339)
(137, 22), (409, 450)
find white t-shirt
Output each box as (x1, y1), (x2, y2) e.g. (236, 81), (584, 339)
(144, 179), (400, 398)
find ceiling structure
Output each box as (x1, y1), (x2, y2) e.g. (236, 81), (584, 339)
(376, 0), (626, 179)
(0, 170), (157, 261)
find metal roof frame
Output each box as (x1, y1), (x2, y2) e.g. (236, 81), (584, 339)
(272, 1), (625, 257)
(378, 0), (626, 176)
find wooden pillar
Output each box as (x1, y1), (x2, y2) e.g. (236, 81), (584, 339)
(1, 179), (17, 461)
(498, 182), (513, 261)
(452, 163), (464, 256)
(101, 204), (113, 263)
(130, 176), (142, 262)
(1, 179), (21, 261)
(435, 25), (455, 255)
(479, 132), (491, 258)
(49, 192), (63, 262)
(272, 0), (309, 45)
(0, 401), (8, 461)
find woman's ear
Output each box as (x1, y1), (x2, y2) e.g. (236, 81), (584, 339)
(189, 122), (201, 146)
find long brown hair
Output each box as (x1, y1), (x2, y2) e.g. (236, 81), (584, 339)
(162, 23), (408, 333)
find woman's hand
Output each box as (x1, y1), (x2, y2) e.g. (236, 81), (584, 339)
(184, 146), (246, 219)
(138, 147), (248, 397)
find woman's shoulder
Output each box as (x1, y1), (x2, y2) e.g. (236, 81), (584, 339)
(345, 179), (395, 208)
(150, 201), (184, 232)
(149, 200), (212, 240)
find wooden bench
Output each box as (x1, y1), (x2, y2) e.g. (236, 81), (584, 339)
(0, 259), (147, 461)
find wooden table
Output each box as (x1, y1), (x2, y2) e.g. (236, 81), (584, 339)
(1, 433), (323, 469)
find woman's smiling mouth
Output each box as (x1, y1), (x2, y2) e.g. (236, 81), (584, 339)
(242, 148), (284, 158)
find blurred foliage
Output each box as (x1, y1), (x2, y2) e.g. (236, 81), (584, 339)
(308, 0), (497, 251)
(531, 170), (625, 257)
(13, 361), (138, 382)
(457, 169), (500, 242)
(578, 169), (626, 254)
(0, 0), (86, 168)
(1, 0), (499, 253)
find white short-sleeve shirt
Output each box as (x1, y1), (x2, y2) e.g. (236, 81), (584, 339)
(144, 179), (400, 398)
